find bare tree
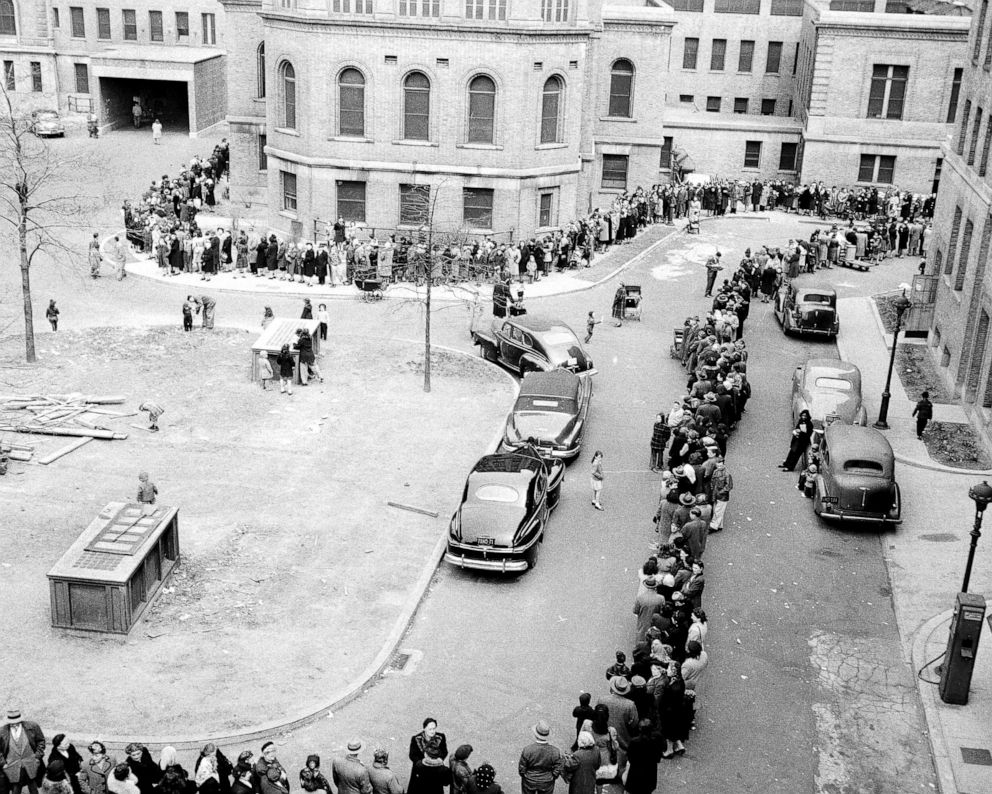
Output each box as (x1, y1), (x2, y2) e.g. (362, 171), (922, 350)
(0, 87), (100, 362)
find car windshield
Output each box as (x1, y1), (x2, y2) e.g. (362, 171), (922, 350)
(802, 293), (833, 305)
(541, 329), (580, 347)
(474, 484), (520, 502)
(842, 459), (884, 474)
(516, 396), (577, 413)
(814, 377), (852, 391)
(37, 111), (58, 119)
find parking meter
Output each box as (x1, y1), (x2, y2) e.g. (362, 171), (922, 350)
(939, 592), (986, 705)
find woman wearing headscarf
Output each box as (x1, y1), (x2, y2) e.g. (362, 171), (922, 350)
(48, 735), (84, 794)
(194, 747), (232, 794)
(466, 764), (500, 794)
(561, 733), (598, 794)
(194, 757), (220, 794)
(157, 749), (195, 794)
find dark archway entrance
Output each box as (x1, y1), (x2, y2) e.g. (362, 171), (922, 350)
(98, 77), (190, 133)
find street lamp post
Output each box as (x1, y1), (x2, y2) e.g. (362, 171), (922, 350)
(873, 292), (912, 430)
(962, 480), (992, 593)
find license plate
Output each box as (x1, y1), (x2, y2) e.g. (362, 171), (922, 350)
(476, 536), (495, 546)
(820, 496), (838, 504)
(567, 357), (577, 366)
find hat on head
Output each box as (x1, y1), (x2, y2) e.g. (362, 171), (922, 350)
(679, 492), (695, 506)
(609, 676), (631, 696)
(673, 465), (685, 476)
(630, 676), (646, 688)
(532, 721), (551, 741)
(4, 710), (21, 724)
(347, 739), (364, 754)
(704, 392), (717, 403)
(643, 576), (658, 588)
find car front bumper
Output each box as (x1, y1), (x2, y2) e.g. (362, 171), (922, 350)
(444, 549), (529, 573)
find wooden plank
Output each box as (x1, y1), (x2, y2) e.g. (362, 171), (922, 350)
(4, 425), (117, 439)
(386, 501), (440, 518)
(6, 450), (32, 461)
(38, 436), (93, 465)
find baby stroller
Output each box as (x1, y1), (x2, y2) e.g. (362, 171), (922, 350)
(686, 211), (701, 235)
(354, 277), (385, 302)
(622, 285), (642, 321)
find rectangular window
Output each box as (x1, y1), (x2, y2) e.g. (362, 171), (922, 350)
(793, 42), (800, 75)
(96, 8), (111, 39)
(946, 207), (962, 274)
(122, 9), (137, 40)
(601, 154), (628, 190)
(258, 133), (268, 171)
(980, 124), (992, 176)
(711, 39), (726, 71)
(70, 6), (85, 37)
(30, 62), (42, 92)
(679, 94), (694, 103)
(959, 100), (972, 154)
(867, 64), (908, 120)
(465, 0), (506, 18)
(333, 0), (374, 11)
(149, 11), (163, 42)
(538, 191), (556, 228)
(714, 0), (759, 11)
(660, 136), (673, 170)
(666, 0), (703, 8)
(976, 0), (989, 63)
(683, 38), (699, 70)
(74, 63), (89, 93)
(828, 0), (874, 8)
(969, 108), (984, 165)
(733, 97), (748, 114)
(738, 40), (754, 72)
(399, 0), (440, 15)
(948, 68), (963, 123)
(175, 12), (189, 38)
(706, 96), (721, 112)
(337, 180), (367, 222)
(3, 60), (13, 91)
(53, 8), (59, 26)
(399, 184), (430, 226)
(540, 0), (569, 21)
(744, 140), (761, 169)
(770, 0), (803, 14)
(281, 172), (298, 212)
(858, 154), (896, 184)
(766, 42), (783, 74)
(463, 187), (494, 228)
(779, 142), (798, 171)
(955, 219), (974, 291)
(761, 98), (776, 115)
(201, 13), (216, 44)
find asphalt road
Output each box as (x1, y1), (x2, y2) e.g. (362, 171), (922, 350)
(246, 217), (936, 793)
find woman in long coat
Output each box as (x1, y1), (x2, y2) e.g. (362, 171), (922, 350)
(623, 721), (661, 794)
(562, 732), (598, 794)
(780, 409), (814, 471)
(611, 284), (626, 327)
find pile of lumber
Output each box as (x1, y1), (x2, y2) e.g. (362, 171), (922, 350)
(0, 393), (132, 466)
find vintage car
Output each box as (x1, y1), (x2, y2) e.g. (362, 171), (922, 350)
(774, 284), (840, 338)
(472, 315), (596, 378)
(501, 369), (593, 461)
(812, 424), (901, 525)
(444, 444), (564, 573)
(791, 358), (868, 428)
(31, 109), (66, 137)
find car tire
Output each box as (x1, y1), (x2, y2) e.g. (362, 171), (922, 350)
(812, 492), (823, 517)
(549, 482), (562, 510)
(480, 344), (497, 363)
(525, 539), (541, 569)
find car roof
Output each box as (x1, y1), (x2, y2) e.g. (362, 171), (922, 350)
(509, 315), (574, 334)
(824, 424), (893, 458)
(519, 369), (579, 399)
(795, 285), (836, 297)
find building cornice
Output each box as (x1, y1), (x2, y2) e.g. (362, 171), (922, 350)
(802, 133), (946, 150)
(815, 25), (968, 42)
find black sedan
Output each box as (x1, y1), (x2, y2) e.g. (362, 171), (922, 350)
(444, 444), (564, 573)
(501, 369), (592, 462)
(774, 284), (840, 338)
(472, 315), (596, 378)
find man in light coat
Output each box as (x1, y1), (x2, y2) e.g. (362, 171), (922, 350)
(517, 722), (562, 794)
(0, 710), (46, 794)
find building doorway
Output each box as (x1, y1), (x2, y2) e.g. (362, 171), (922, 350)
(98, 77), (189, 132)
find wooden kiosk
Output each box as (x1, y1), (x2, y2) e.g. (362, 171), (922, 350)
(250, 318), (322, 384)
(47, 502), (180, 634)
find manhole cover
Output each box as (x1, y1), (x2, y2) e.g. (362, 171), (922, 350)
(388, 651), (411, 672)
(919, 533), (959, 543)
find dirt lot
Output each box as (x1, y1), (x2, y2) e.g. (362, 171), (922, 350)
(0, 327), (512, 736)
(895, 344), (954, 403)
(923, 420), (992, 470)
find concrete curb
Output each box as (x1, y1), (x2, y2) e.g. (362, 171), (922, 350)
(911, 610), (956, 794)
(67, 341), (519, 751)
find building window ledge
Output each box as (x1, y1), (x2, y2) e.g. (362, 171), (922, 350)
(275, 127), (300, 137)
(253, 97), (266, 103)
(279, 210), (298, 220)
(393, 139), (438, 147)
(457, 142), (503, 151)
(535, 142), (568, 150)
(599, 116), (636, 123)
(330, 136), (374, 143)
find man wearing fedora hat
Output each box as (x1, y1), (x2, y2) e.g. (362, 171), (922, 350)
(632, 579), (665, 643)
(0, 710), (46, 794)
(597, 679), (639, 775)
(517, 722), (562, 794)
(332, 741), (371, 794)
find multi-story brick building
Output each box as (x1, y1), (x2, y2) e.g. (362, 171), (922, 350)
(0, 0), (227, 132)
(928, 0), (992, 447)
(222, 0), (675, 239)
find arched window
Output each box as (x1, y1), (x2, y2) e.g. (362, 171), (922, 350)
(540, 75), (563, 144)
(403, 71), (430, 141)
(257, 43), (266, 98)
(0, 0), (16, 35)
(608, 59), (634, 118)
(467, 74), (496, 144)
(280, 61), (296, 129)
(338, 68), (365, 137)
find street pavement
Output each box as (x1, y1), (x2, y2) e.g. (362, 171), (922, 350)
(11, 140), (992, 793)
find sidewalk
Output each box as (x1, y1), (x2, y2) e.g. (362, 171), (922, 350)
(837, 295), (992, 794)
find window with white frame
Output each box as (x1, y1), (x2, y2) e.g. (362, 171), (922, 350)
(867, 64), (908, 120)
(338, 68), (365, 137)
(540, 76), (563, 144)
(541, 0), (569, 22)
(282, 171), (297, 212)
(403, 71), (430, 140)
(465, 0), (506, 19)
(601, 154), (628, 190)
(463, 188), (494, 228)
(467, 75), (496, 144)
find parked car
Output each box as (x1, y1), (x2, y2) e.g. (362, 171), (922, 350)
(791, 358), (868, 428)
(501, 369), (593, 462)
(31, 109), (66, 137)
(472, 315), (596, 378)
(444, 443), (564, 573)
(812, 424), (901, 525)
(774, 284), (839, 338)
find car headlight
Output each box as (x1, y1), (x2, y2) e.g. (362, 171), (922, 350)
(449, 511), (461, 540)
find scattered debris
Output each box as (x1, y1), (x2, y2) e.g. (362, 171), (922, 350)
(386, 501), (440, 518)
(38, 437), (93, 465)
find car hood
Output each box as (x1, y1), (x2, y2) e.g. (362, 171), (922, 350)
(799, 392), (861, 426)
(456, 504), (525, 547)
(508, 411), (576, 445)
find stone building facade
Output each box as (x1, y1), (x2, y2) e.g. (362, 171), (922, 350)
(928, 0), (992, 447)
(222, 0), (674, 239)
(0, 0), (227, 132)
